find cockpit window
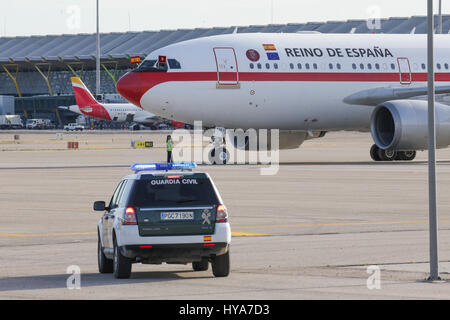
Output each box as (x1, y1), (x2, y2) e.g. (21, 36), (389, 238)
(168, 59), (181, 69)
(138, 60), (156, 70)
(133, 59), (167, 72)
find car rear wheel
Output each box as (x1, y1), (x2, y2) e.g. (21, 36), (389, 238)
(192, 258), (209, 271)
(98, 235), (113, 273)
(212, 251), (230, 277)
(113, 239), (132, 279)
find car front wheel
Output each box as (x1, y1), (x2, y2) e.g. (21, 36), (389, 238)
(98, 235), (113, 273)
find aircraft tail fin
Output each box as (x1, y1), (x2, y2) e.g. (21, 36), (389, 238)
(71, 77), (98, 107)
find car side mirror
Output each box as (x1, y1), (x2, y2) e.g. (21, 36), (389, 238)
(93, 201), (106, 211)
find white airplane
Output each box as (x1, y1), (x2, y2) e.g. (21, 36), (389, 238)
(115, 33), (450, 162)
(62, 77), (159, 126)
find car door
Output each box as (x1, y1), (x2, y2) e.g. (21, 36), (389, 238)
(103, 180), (125, 249)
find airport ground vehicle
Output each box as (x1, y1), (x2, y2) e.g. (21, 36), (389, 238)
(64, 123), (84, 131)
(0, 115), (23, 129)
(26, 118), (54, 129)
(93, 162), (231, 279)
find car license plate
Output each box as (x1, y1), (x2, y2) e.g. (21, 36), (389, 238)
(161, 211), (194, 221)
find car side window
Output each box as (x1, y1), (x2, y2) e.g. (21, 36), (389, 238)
(118, 180), (134, 207)
(109, 180), (125, 210)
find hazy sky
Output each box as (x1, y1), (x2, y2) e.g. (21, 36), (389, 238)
(0, 0), (447, 37)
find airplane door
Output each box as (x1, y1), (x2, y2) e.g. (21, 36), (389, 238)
(213, 47), (240, 88)
(397, 58), (411, 85)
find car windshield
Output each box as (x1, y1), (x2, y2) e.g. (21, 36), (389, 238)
(128, 177), (219, 207)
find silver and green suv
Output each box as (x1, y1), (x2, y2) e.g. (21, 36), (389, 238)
(93, 162), (231, 279)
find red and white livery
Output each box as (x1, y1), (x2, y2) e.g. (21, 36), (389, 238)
(116, 33), (450, 161)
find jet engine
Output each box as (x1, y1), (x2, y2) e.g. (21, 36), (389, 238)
(370, 99), (450, 151)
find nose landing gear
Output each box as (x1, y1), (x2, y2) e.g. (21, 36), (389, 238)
(370, 144), (416, 162)
(208, 127), (230, 165)
(208, 147), (230, 165)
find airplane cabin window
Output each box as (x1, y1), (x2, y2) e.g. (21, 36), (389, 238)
(352, 63), (357, 70)
(437, 63), (441, 70)
(297, 63), (302, 70)
(367, 63), (372, 70)
(289, 63), (294, 70)
(422, 63), (426, 70)
(257, 63), (262, 69)
(336, 63), (341, 70)
(375, 63), (380, 70)
(265, 63), (270, 69)
(390, 63), (396, 70)
(329, 63), (333, 70)
(250, 63), (254, 69)
(168, 59), (182, 69)
(313, 63), (317, 70)
(445, 63), (449, 70)
(305, 63), (310, 70)
(360, 63), (364, 70)
(274, 63), (278, 69)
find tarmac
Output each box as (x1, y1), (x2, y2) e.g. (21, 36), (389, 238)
(1, 130), (450, 299)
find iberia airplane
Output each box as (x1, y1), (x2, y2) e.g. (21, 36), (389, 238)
(64, 77), (159, 126)
(115, 33), (450, 162)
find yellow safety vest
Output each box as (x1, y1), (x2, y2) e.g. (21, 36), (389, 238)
(166, 140), (173, 151)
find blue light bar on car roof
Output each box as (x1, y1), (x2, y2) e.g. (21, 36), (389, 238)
(131, 162), (197, 172)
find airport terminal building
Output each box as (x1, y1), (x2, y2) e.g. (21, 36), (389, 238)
(0, 15), (449, 125)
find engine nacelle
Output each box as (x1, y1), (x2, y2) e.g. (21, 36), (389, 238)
(370, 100), (450, 151)
(230, 130), (325, 151)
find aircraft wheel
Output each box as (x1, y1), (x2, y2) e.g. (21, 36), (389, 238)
(377, 148), (397, 161)
(370, 144), (381, 161)
(396, 151), (416, 161)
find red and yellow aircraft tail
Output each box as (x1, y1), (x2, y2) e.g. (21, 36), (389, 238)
(71, 77), (99, 107)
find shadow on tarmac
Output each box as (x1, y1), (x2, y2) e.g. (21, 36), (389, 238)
(0, 270), (212, 292)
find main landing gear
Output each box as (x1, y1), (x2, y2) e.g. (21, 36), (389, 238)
(370, 144), (416, 162)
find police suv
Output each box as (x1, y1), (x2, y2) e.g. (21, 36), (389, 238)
(93, 162), (231, 279)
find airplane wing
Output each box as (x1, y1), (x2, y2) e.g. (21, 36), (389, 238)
(343, 85), (450, 106)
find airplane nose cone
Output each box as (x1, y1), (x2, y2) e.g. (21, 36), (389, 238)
(116, 72), (143, 107)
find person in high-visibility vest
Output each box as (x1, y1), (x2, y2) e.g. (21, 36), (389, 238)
(166, 135), (173, 163)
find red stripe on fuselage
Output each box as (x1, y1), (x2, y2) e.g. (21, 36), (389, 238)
(141, 71), (450, 87)
(119, 71), (450, 107)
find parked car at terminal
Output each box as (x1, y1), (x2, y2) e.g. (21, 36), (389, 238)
(64, 123), (84, 131)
